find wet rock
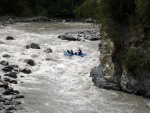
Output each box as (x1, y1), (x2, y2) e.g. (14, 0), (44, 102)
(2, 54), (11, 58)
(0, 61), (9, 66)
(30, 43), (40, 49)
(5, 36), (14, 40)
(5, 100), (21, 106)
(20, 75), (25, 78)
(80, 30), (100, 41)
(24, 59), (35, 66)
(3, 88), (19, 95)
(90, 65), (120, 91)
(4, 78), (10, 82)
(26, 43), (40, 49)
(0, 41), (5, 44)
(4, 72), (17, 78)
(88, 36), (100, 41)
(0, 106), (5, 111)
(14, 95), (24, 99)
(9, 80), (17, 84)
(90, 65), (104, 78)
(44, 48), (53, 53)
(9, 65), (19, 68)
(26, 44), (31, 49)
(5, 110), (16, 113)
(0, 98), (6, 103)
(20, 68), (31, 74)
(2, 87), (14, 95)
(45, 58), (52, 61)
(0, 83), (5, 87)
(2, 65), (19, 74)
(120, 69), (150, 97)
(2, 67), (13, 73)
(13, 90), (20, 95)
(146, 101), (150, 108)
(58, 35), (81, 41)
(5, 106), (17, 111)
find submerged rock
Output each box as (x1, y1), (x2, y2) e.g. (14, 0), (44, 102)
(14, 95), (25, 99)
(44, 48), (53, 53)
(0, 61), (9, 66)
(0, 41), (5, 44)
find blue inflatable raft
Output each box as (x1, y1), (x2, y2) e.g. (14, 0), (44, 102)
(64, 51), (86, 57)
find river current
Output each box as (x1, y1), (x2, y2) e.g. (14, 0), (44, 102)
(0, 22), (149, 113)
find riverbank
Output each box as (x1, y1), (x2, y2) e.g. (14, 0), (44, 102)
(0, 16), (93, 26)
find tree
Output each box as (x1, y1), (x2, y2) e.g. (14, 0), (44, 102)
(76, 0), (150, 74)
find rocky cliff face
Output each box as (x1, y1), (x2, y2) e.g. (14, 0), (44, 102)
(91, 28), (150, 97)
(98, 38), (114, 78)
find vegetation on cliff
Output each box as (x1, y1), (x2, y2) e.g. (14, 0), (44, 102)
(0, 0), (85, 17)
(76, 0), (150, 76)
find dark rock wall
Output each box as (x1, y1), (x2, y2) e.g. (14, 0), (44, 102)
(91, 28), (150, 97)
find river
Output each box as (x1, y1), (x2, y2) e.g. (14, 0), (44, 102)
(0, 22), (149, 113)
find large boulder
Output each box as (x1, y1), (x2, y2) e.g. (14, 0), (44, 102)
(90, 65), (120, 90)
(26, 43), (40, 49)
(6, 36), (14, 40)
(78, 30), (100, 41)
(58, 35), (81, 41)
(24, 59), (35, 66)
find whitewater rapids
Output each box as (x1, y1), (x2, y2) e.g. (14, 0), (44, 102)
(0, 22), (149, 113)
